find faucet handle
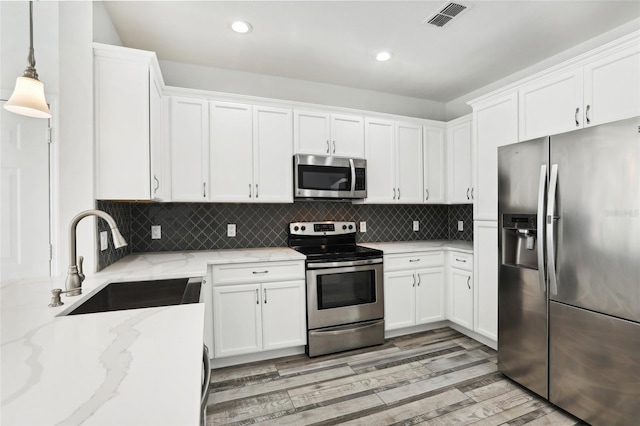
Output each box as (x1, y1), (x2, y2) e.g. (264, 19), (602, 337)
(77, 256), (85, 281)
(49, 288), (64, 307)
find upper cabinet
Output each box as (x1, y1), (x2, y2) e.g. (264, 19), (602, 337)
(446, 116), (473, 204)
(210, 102), (293, 203)
(294, 110), (364, 158)
(519, 40), (640, 141)
(94, 44), (165, 200)
(423, 126), (446, 204)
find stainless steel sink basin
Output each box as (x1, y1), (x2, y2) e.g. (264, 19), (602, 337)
(67, 277), (202, 315)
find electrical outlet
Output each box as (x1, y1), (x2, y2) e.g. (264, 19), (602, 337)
(359, 221), (367, 233)
(227, 223), (236, 237)
(458, 221), (464, 232)
(100, 231), (108, 251)
(151, 225), (162, 239)
(413, 220), (419, 231)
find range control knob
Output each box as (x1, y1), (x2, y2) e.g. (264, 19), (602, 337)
(348, 225), (354, 230)
(301, 226), (306, 231)
(293, 226), (299, 231)
(342, 225), (347, 230)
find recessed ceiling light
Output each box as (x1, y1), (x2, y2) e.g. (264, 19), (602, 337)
(231, 21), (252, 34)
(375, 51), (392, 62)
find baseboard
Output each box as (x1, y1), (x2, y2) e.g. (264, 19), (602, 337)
(385, 321), (497, 350)
(448, 322), (497, 350)
(210, 346), (306, 369)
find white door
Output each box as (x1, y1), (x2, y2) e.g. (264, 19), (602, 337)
(423, 126), (446, 204)
(213, 284), (262, 357)
(261, 280), (306, 350)
(364, 118), (395, 203)
(384, 270), (416, 330)
(210, 102), (253, 202)
(474, 221), (498, 341)
(253, 106), (293, 203)
(415, 268), (445, 324)
(170, 97), (209, 201)
(447, 119), (472, 204)
(0, 107), (50, 280)
(450, 269), (473, 329)
(293, 110), (330, 155)
(331, 113), (364, 158)
(395, 122), (423, 204)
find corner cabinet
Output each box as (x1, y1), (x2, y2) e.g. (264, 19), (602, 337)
(446, 116), (473, 204)
(211, 261), (306, 358)
(423, 126), (446, 204)
(294, 110), (364, 158)
(448, 251), (474, 329)
(210, 103), (293, 203)
(94, 44), (166, 200)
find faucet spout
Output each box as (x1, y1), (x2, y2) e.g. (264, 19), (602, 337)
(65, 209), (128, 296)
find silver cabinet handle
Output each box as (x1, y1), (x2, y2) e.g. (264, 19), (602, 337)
(586, 104), (591, 124)
(471, 188), (474, 200)
(249, 184), (252, 198)
(547, 164), (560, 295)
(263, 288), (267, 304)
(536, 164), (547, 294)
(203, 182), (206, 198)
(326, 140), (330, 153)
(255, 288), (259, 304)
(467, 276), (471, 289)
(417, 274), (421, 286)
(252, 270), (269, 274)
(425, 188), (429, 200)
(153, 175), (160, 193)
(393, 188), (396, 200)
(455, 258), (466, 263)
(255, 184), (259, 199)
(397, 188), (400, 200)
(409, 259), (420, 262)
(412, 273), (416, 287)
(575, 107), (580, 127)
(466, 188), (470, 200)
(332, 141), (336, 154)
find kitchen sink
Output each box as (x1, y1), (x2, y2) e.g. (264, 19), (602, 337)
(67, 277), (202, 315)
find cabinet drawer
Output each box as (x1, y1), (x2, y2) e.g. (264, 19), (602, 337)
(385, 251), (444, 271)
(449, 251), (473, 271)
(211, 261), (304, 285)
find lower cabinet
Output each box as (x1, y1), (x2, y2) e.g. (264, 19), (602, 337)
(448, 251), (475, 329)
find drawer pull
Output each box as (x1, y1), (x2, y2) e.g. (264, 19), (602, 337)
(409, 259), (420, 263)
(455, 258), (467, 263)
(252, 270), (269, 274)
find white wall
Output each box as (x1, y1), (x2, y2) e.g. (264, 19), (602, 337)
(93, 1), (122, 46)
(159, 60), (447, 121)
(445, 17), (640, 120)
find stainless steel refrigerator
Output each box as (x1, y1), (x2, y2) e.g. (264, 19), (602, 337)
(497, 116), (640, 425)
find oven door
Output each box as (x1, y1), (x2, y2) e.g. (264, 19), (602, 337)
(306, 260), (383, 329)
(294, 155), (366, 199)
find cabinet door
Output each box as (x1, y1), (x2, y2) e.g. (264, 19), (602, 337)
(447, 119), (472, 204)
(149, 67), (164, 201)
(584, 43), (640, 127)
(331, 114), (365, 158)
(473, 93), (518, 221)
(519, 69), (584, 140)
(384, 271), (417, 330)
(210, 102), (253, 202)
(364, 118), (395, 203)
(94, 55), (151, 200)
(474, 221), (498, 341)
(261, 280), (306, 351)
(395, 122), (423, 204)
(423, 126), (446, 204)
(294, 110), (331, 155)
(170, 97), (209, 201)
(253, 106), (293, 203)
(213, 284), (262, 357)
(450, 269), (473, 329)
(415, 267), (445, 324)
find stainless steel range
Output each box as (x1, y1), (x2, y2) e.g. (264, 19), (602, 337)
(288, 221), (385, 357)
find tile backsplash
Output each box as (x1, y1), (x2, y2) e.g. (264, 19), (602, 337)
(97, 201), (473, 271)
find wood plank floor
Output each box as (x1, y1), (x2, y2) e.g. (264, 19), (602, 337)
(205, 327), (584, 426)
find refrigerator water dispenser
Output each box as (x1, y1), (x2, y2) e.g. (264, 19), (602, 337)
(501, 214), (538, 270)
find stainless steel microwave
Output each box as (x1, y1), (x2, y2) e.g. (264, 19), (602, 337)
(293, 155), (367, 200)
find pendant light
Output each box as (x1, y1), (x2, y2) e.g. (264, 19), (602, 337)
(4, 1), (51, 119)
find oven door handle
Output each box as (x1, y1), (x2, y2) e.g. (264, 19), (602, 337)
(349, 158), (356, 196)
(306, 258), (383, 269)
(310, 319), (382, 336)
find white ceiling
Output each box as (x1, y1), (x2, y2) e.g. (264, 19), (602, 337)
(104, 1), (640, 103)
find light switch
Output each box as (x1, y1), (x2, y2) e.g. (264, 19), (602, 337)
(359, 221), (367, 233)
(458, 221), (464, 232)
(100, 231), (108, 251)
(227, 223), (236, 237)
(413, 221), (419, 231)
(151, 225), (162, 239)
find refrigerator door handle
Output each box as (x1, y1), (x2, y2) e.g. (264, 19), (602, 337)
(537, 164), (547, 294)
(547, 164), (559, 295)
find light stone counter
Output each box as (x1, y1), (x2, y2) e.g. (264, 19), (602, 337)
(359, 240), (473, 254)
(0, 247), (303, 426)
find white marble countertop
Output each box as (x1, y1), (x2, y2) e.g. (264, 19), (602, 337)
(360, 240), (473, 254)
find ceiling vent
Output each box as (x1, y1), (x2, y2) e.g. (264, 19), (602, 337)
(424, 2), (470, 28)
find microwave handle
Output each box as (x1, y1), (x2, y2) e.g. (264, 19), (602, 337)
(349, 158), (356, 196)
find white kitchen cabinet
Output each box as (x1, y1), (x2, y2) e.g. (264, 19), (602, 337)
(519, 40), (640, 140)
(384, 251), (445, 330)
(364, 119), (422, 204)
(472, 92), (518, 221)
(94, 44), (165, 200)
(210, 102), (293, 203)
(211, 261), (306, 358)
(170, 96), (209, 201)
(294, 110), (364, 158)
(449, 265), (473, 330)
(446, 116), (473, 204)
(423, 126), (446, 204)
(473, 221), (498, 341)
